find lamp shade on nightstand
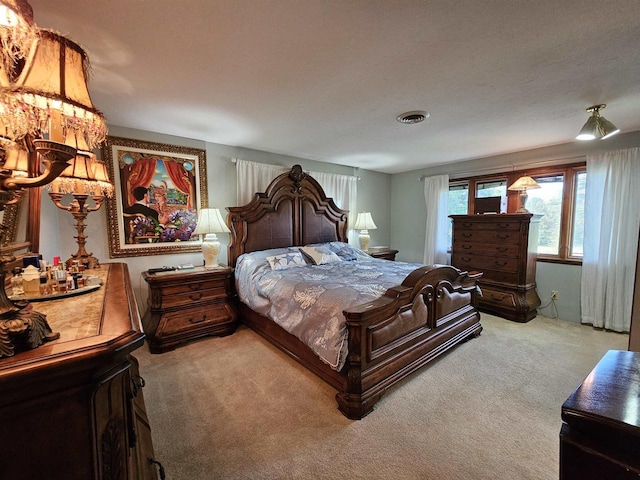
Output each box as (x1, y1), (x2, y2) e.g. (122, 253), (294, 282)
(352, 212), (377, 252)
(194, 208), (230, 268)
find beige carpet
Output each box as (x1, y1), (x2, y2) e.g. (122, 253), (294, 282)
(136, 314), (628, 480)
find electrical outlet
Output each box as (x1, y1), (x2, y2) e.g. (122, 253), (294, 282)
(551, 290), (558, 300)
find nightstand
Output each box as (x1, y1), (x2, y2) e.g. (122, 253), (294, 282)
(142, 266), (238, 353)
(368, 248), (399, 261)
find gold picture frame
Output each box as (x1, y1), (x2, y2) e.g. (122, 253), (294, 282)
(104, 136), (208, 258)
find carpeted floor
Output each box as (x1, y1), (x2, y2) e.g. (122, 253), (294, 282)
(136, 314), (628, 480)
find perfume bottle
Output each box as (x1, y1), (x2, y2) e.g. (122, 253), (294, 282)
(11, 267), (24, 296)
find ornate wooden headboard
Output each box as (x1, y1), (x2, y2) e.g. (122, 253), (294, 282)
(226, 165), (349, 267)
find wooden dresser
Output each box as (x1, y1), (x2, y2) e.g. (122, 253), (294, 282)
(0, 263), (161, 480)
(142, 266), (238, 353)
(560, 350), (640, 479)
(450, 213), (541, 322)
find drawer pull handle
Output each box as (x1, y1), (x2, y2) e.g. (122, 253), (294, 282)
(188, 283), (203, 291)
(189, 292), (204, 301)
(462, 233), (473, 238)
(496, 247), (508, 252)
(496, 234), (509, 240)
(461, 245), (472, 250)
(189, 315), (207, 324)
(497, 223), (510, 229)
(490, 294), (509, 301)
(494, 261), (508, 267)
(462, 222), (473, 228)
(461, 256), (471, 262)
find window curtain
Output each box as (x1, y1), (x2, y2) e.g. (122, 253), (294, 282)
(235, 159), (358, 244)
(423, 174), (449, 265)
(309, 170), (358, 245)
(581, 147), (640, 332)
(235, 158), (287, 206)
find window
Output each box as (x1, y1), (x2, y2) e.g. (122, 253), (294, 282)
(525, 175), (563, 255)
(447, 182), (469, 247)
(570, 171), (586, 257)
(476, 179), (506, 199)
(449, 163), (585, 263)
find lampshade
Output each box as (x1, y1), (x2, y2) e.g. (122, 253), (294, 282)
(0, 0), (37, 82)
(508, 176), (540, 192)
(46, 129), (114, 196)
(194, 208), (231, 235)
(2, 28), (107, 147)
(576, 104), (620, 141)
(352, 212), (377, 231)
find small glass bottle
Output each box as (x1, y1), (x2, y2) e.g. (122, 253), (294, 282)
(11, 267), (24, 296)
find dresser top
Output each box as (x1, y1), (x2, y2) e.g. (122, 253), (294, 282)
(562, 349), (640, 435)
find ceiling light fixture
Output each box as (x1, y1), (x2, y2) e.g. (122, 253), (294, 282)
(397, 110), (430, 124)
(576, 104), (620, 141)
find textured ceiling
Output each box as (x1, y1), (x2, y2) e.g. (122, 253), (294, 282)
(28, 0), (640, 174)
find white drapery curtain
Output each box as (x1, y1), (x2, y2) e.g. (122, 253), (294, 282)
(423, 174), (449, 265)
(308, 170), (359, 245)
(235, 158), (287, 206)
(235, 159), (359, 243)
(581, 147), (640, 332)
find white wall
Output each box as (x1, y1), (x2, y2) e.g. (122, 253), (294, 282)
(38, 125), (392, 316)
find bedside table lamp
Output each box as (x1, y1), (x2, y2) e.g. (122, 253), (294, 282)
(508, 176), (540, 213)
(194, 208), (230, 268)
(352, 212), (377, 252)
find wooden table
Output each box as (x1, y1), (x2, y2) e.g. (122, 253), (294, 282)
(560, 349), (640, 479)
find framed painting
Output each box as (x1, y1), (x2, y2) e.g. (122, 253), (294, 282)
(103, 136), (208, 258)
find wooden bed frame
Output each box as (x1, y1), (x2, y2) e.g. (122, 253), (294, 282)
(227, 165), (483, 419)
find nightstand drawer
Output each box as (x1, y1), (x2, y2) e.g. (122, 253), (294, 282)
(159, 303), (235, 336)
(159, 286), (228, 309)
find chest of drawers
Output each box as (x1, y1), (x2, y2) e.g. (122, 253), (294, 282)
(142, 266), (238, 353)
(450, 214), (541, 322)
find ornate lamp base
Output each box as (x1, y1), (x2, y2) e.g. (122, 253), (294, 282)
(0, 305), (60, 358)
(358, 230), (371, 252)
(202, 233), (222, 269)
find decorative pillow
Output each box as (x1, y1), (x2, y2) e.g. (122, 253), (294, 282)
(299, 246), (342, 265)
(266, 251), (307, 270)
(307, 242), (361, 261)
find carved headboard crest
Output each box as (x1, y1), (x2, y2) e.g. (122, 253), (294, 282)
(289, 164), (306, 193)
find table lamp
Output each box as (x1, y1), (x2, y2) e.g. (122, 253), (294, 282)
(352, 212), (377, 252)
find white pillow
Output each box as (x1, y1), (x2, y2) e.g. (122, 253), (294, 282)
(299, 246), (342, 265)
(266, 252), (307, 270)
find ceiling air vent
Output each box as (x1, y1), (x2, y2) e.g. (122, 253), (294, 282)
(396, 110), (429, 124)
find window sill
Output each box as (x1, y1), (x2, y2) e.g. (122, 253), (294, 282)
(536, 256), (582, 266)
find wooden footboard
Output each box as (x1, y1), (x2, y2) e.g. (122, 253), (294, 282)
(338, 264), (482, 419)
(234, 264), (482, 419)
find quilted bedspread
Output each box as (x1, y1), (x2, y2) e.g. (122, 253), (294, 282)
(235, 244), (422, 371)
